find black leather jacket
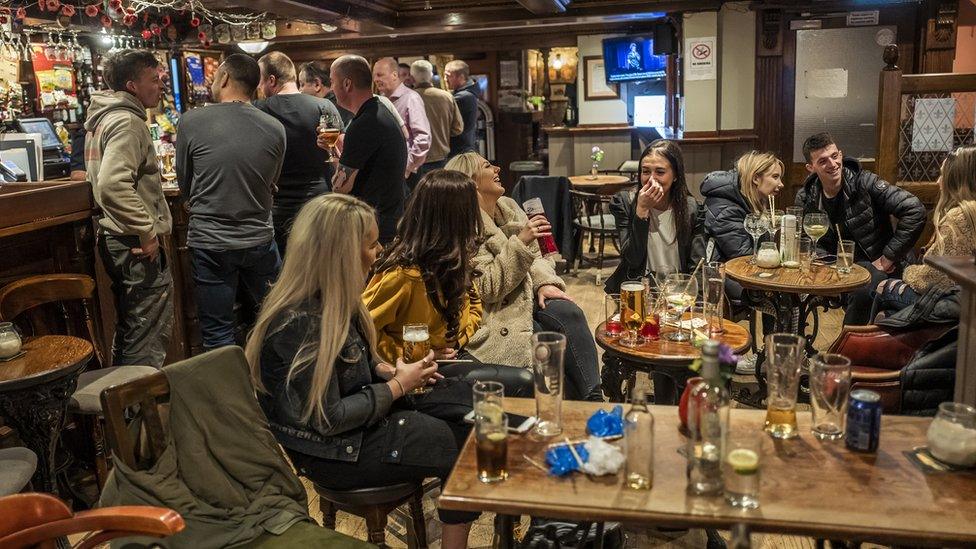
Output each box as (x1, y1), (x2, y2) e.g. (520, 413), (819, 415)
(258, 305), (393, 463)
(604, 190), (706, 293)
(795, 157), (925, 266)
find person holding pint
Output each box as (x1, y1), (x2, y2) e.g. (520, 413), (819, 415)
(246, 193), (479, 549)
(363, 169), (533, 396)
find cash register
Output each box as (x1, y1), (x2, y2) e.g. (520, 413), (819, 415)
(16, 117), (70, 179)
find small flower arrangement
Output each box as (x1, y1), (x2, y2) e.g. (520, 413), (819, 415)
(590, 146), (605, 163)
(688, 342), (739, 383)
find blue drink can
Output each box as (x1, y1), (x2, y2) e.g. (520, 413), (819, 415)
(845, 389), (881, 453)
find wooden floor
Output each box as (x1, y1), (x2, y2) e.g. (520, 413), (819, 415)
(318, 257), (857, 548)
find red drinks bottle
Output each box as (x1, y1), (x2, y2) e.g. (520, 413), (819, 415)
(522, 198), (559, 257)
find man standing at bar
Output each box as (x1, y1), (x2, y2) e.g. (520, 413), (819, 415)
(299, 60), (354, 125)
(398, 62), (416, 88)
(85, 49), (172, 367)
(254, 51), (343, 257)
(329, 55), (407, 244)
(176, 54), (285, 349)
(445, 59), (480, 157)
(795, 132), (926, 325)
(373, 57), (430, 185)
(411, 60), (463, 187)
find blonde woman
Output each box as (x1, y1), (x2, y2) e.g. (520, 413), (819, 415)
(874, 145), (976, 313)
(245, 193), (478, 548)
(701, 150), (785, 261)
(446, 153), (602, 401)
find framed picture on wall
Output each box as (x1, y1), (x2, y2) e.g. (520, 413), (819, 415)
(583, 55), (619, 100)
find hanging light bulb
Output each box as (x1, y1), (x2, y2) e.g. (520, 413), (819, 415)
(552, 53), (563, 70)
(99, 26), (113, 46)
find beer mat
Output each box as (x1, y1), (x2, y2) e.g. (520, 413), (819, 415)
(0, 351), (25, 362)
(903, 447), (973, 474)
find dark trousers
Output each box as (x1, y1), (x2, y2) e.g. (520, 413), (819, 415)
(98, 234), (174, 368)
(532, 298), (603, 401)
(871, 279), (921, 318)
(845, 261), (892, 326)
(441, 357), (535, 397)
(288, 379), (478, 524)
(190, 241), (281, 349)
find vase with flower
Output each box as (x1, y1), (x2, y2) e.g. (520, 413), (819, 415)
(678, 342), (738, 431)
(589, 146), (604, 179)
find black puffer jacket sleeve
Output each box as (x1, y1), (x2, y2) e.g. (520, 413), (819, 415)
(701, 171), (753, 261)
(689, 201), (707, 269)
(609, 190), (649, 268)
(862, 172), (926, 262)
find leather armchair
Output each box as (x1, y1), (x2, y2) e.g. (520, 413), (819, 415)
(827, 324), (953, 414)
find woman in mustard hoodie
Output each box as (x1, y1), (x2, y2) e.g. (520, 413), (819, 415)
(363, 169), (532, 395)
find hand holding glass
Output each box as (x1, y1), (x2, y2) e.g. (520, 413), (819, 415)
(402, 324), (431, 394)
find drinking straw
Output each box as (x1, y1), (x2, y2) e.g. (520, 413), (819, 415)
(835, 223), (842, 239)
(522, 454), (549, 473)
(684, 258), (705, 296)
(563, 436), (585, 468)
(768, 195), (775, 222)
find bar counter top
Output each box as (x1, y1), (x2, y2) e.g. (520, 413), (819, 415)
(0, 180), (95, 237)
(544, 124), (758, 145)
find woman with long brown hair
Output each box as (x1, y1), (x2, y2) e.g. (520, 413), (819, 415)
(605, 139), (706, 293)
(364, 169), (533, 394)
(874, 145), (976, 314)
(245, 193), (478, 548)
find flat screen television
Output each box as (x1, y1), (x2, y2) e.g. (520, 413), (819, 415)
(602, 35), (667, 83)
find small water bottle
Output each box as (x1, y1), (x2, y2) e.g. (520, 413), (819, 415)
(686, 340), (729, 496)
(624, 390), (654, 490)
(779, 214), (799, 268)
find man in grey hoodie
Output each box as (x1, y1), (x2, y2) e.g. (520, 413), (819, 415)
(85, 50), (173, 368)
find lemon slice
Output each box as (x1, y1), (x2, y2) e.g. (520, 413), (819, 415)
(475, 403), (504, 424)
(486, 432), (507, 442)
(726, 448), (759, 475)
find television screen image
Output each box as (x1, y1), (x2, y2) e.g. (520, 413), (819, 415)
(602, 36), (667, 83)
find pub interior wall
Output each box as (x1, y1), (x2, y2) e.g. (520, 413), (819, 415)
(955, 0), (976, 73)
(576, 34), (629, 126)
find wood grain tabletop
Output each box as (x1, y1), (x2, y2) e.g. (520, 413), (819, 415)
(725, 256), (872, 296)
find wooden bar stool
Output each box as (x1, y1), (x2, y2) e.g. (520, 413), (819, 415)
(314, 481), (429, 548)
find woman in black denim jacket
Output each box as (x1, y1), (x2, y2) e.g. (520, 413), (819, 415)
(245, 194), (478, 548)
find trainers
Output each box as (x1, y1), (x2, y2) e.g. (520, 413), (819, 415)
(735, 355), (757, 375)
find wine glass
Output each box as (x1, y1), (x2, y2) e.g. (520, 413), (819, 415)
(663, 273), (698, 343)
(803, 212), (829, 259)
(744, 213), (769, 264)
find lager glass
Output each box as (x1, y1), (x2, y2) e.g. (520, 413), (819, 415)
(402, 324), (431, 394)
(763, 333), (805, 439)
(531, 332), (565, 437)
(476, 413), (508, 483)
(619, 280), (645, 347)
(810, 353), (851, 440)
(703, 261), (726, 335)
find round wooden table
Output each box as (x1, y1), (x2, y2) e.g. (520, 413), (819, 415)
(595, 318), (751, 403)
(568, 174), (633, 195)
(0, 335), (93, 496)
(724, 255), (871, 406)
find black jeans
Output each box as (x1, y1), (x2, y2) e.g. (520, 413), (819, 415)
(440, 357), (534, 397)
(845, 261), (892, 326)
(288, 379), (479, 525)
(98, 234), (174, 368)
(532, 298), (603, 401)
(190, 241), (281, 349)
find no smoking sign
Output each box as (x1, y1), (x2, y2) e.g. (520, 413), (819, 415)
(692, 43), (711, 59)
(684, 36), (716, 80)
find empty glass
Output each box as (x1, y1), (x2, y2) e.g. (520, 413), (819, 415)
(763, 333), (806, 439)
(837, 240), (855, 275)
(743, 213), (769, 264)
(809, 353), (852, 440)
(798, 237), (813, 273)
(531, 332), (565, 437)
(662, 273), (698, 342)
(786, 206), (804, 227)
(703, 261), (726, 335)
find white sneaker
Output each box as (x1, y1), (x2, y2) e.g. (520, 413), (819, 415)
(735, 355), (757, 375)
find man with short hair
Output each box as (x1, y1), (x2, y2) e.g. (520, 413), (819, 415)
(176, 54), (285, 349)
(85, 49), (173, 367)
(445, 59), (479, 157)
(299, 59), (353, 125)
(795, 132), (926, 325)
(254, 51), (344, 257)
(330, 55), (407, 244)
(398, 62), (415, 88)
(373, 57), (430, 181)
(411, 59), (462, 186)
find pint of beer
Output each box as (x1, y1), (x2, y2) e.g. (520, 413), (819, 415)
(619, 280), (646, 347)
(402, 324), (431, 394)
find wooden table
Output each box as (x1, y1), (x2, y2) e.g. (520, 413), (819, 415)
(595, 320), (751, 403)
(440, 398), (976, 548)
(0, 335), (93, 495)
(568, 174), (633, 195)
(926, 255), (976, 407)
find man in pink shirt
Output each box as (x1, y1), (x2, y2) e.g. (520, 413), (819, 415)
(373, 57), (431, 183)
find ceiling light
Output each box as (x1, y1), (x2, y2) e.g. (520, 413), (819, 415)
(320, 23), (337, 32)
(99, 27), (113, 46)
(447, 12), (461, 24)
(424, 0), (432, 9)
(238, 40), (270, 54)
(552, 53), (563, 70)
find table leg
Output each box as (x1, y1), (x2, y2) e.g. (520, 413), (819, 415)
(593, 521), (606, 549)
(0, 375), (78, 497)
(493, 514), (516, 549)
(600, 354), (635, 403)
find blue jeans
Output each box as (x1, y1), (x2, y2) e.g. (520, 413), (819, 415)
(191, 241), (281, 349)
(533, 298), (603, 401)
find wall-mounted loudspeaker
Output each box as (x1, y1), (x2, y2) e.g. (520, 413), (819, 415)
(653, 22), (677, 55)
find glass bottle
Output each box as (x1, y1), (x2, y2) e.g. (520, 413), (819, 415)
(624, 389), (654, 490)
(686, 339), (730, 496)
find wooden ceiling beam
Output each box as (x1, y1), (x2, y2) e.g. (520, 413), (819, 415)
(515, 0), (571, 15)
(244, 0), (398, 31)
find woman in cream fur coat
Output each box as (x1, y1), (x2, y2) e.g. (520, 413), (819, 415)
(446, 153), (602, 401)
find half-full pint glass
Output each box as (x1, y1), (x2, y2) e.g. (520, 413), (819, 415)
(522, 198), (559, 257)
(531, 332), (565, 437)
(763, 333), (806, 439)
(476, 414), (508, 483)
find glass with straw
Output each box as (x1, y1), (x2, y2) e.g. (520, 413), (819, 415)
(663, 273), (698, 343)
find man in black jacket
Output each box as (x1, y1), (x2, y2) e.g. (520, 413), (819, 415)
(795, 132), (925, 325)
(445, 59), (479, 157)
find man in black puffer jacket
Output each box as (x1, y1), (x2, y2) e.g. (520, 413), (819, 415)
(795, 132), (925, 325)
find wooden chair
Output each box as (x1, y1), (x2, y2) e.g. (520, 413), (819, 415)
(100, 355), (416, 548)
(569, 189), (619, 285)
(0, 492), (183, 549)
(0, 274), (157, 489)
